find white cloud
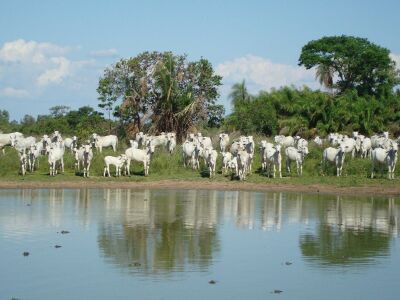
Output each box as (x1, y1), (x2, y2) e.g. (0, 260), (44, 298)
(0, 87), (29, 98)
(0, 39), (68, 64)
(37, 56), (72, 86)
(216, 54), (316, 94)
(390, 53), (400, 70)
(90, 48), (118, 57)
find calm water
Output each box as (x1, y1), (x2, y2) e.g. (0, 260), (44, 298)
(0, 189), (400, 300)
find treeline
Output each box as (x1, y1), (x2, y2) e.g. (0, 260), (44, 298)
(224, 85), (400, 138)
(0, 106), (112, 138)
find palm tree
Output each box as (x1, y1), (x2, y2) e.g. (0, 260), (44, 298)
(229, 80), (252, 106)
(315, 64), (335, 92)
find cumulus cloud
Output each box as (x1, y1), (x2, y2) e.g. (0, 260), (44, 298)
(0, 39), (68, 64)
(90, 48), (118, 57)
(37, 57), (72, 86)
(0, 87), (29, 98)
(216, 55), (316, 94)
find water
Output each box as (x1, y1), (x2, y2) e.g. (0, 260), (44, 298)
(0, 188), (399, 300)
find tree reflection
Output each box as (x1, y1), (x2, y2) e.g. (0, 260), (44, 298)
(97, 189), (220, 275)
(300, 196), (397, 266)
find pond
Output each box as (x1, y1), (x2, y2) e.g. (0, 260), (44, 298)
(0, 188), (399, 299)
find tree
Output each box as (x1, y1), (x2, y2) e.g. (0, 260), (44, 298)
(315, 64), (334, 91)
(299, 35), (399, 96)
(229, 80), (252, 106)
(98, 52), (222, 141)
(98, 77), (118, 132)
(207, 104), (225, 128)
(49, 105), (70, 117)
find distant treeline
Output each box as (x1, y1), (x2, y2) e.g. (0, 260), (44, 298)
(224, 85), (400, 138)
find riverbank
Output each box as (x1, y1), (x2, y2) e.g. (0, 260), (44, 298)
(0, 178), (399, 196)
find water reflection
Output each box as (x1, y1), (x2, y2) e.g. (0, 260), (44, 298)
(0, 188), (399, 274)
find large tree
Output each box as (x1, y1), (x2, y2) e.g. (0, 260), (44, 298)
(299, 35), (399, 96)
(98, 52), (222, 140)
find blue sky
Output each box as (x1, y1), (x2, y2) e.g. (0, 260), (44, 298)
(1, 0), (400, 120)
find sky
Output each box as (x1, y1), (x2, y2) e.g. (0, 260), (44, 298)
(1, 0), (400, 120)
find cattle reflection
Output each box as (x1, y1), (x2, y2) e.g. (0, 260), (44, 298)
(300, 195), (400, 266)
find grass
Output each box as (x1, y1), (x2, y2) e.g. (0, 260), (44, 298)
(0, 142), (399, 189)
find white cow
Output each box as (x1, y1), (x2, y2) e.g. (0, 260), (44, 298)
(371, 141), (398, 179)
(182, 141), (196, 168)
(129, 140), (139, 149)
(322, 145), (346, 176)
(167, 136), (176, 154)
(360, 138), (372, 158)
(64, 136), (78, 152)
(219, 133), (230, 152)
(19, 151), (28, 176)
(125, 144), (154, 176)
(340, 138), (356, 158)
(266, 144), (282, 178)
(81, 145), (93, 178)
(51, 131), (62, 143)
(313, 136), (324, 146)
(92, 134), (118, 152)
(11, 136), (36, 152)
(274, 135), (294, 148)
(204, 147), (218, 178)
(221, 152), (233, 174)
(27, 144), (42, 172)
(0, 132), (24, 154)
(199, 136), (213, 149)
(236, 150), (250, 181)
(103, 154), (127, 177)
(285, 146), (307, 176)
(48, 143), (65, 176)
(230, 141), (244, 156)
(74, 147), (85, 171)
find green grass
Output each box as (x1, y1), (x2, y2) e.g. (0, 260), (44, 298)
(0, 142), (399, 189)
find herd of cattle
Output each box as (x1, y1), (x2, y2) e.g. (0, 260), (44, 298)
(0, 130), (398, 180)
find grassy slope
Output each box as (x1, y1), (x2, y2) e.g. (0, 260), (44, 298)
(0, 141), (399, 188)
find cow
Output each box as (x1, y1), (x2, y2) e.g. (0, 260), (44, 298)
(219, 133), (230, 152)
(285, 146), (307, 176)
(48, 143), (65, 176)
(322, 145), (346, 177)
(103, 154), (128, 177)
(125, 144), (154, 176)
(92, 134), (118, 152)
(371, 141), (398, 179)
(274, 135), (294, 148)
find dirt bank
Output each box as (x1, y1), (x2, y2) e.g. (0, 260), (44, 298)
(0, 180), (399, 196)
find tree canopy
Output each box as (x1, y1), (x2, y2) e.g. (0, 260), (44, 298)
(97, 51), (222, 141)
(298, 35), (399, 96)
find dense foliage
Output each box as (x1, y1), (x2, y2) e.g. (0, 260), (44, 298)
(298, 35), (399, 96)
(225, 86), (400, 137)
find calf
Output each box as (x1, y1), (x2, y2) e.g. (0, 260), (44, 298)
(103, 155), (127, 177)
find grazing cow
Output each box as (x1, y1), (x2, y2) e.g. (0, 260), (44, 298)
(0, 132), (24, 154)
(48, 143), (65, 176)
(371, 141), (398, 179)
(274, 135), (294, 148)
(82, 145), (93, 178)
(219, 133), (230, 152)
(92, 134), (118, 152)
(103, 154), (128, 177)
(125, 144), (154, 176)
(285, 146), (307, 176)
(221, 152), (233, 174)
(148, 134), (168, 149)
(322, 145), (346, 176)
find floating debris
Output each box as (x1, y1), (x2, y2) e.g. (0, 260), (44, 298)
(272, 289), (283, 294)
(285, 261), (292, 265)
(60, 230), (70, 234)
(208, 280), (217, 284)
(23, 251), (29, 256)
(54, 245), (62, 248)
(133, 262), (141, 267)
